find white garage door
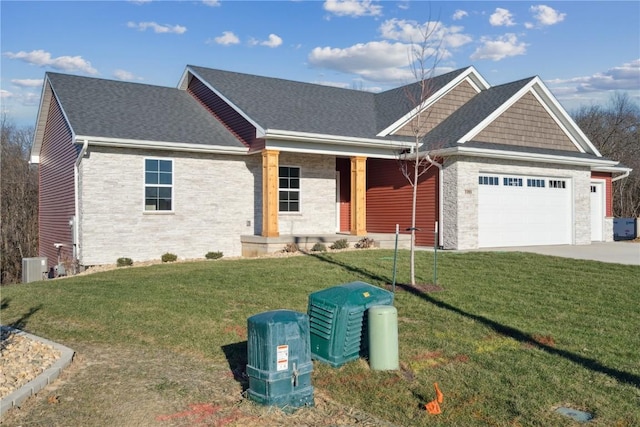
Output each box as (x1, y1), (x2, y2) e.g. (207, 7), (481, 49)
(478, 174), (572, 247)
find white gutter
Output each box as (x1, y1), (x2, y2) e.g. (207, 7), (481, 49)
(73, 139), (89, 265)
(74, 135), (250, 155)
(433, 145), (619, 168)
(612, 169), (631, 182)
(262, 129), (413, 151)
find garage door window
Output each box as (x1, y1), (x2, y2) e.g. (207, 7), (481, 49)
(479, 176), (499, 185)
(503, 177), (523, 187)
(549, 180), (566, 189)
(527, 179), (545, 188)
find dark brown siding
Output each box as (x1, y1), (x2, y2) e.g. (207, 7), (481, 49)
(39, 91), (75, 269)
(591, 171), (613, 217)
(336, 158), (351, 232)
(187, 76), (256, 148)
(366, 159), (439, 246)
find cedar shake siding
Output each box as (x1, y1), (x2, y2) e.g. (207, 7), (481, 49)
(394, 80), (479, 137)
(475, 92), (577, 151)
(187, 76), (256, 147)
(366, 159), (439, 246)
(39, 92), (75, 269)
(336, 158), (351, 233)
(591, 171), (613, 216)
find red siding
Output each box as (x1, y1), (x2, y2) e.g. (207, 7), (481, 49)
(336, 158), (351, 232)
(591, 171), (613, 217)
(39, 91), (75, 269)
(366, 159), (439, 246)
(187, 76), (258, 148)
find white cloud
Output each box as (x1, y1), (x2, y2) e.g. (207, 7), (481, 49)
(209, 31), (240, 45)
(470, 33), (527, 61)
(489, 8), (516, 27)
(127, 21), (187, 34)
(548, 59), (640, 93)
(4, 49), (98, 74)
(113, 69), (143, 81)
(309, 41), (416, 83)
(249, 34), (283, 48)
(202, 0), (220, 6)
(452, 10), (468, 20)
(527, 5), (566, 28)
(0, 89), (13, 99)
(379, 19), (472, 49)
(323, 0), (382, 17)
(11, 79), (43, 88)
(128, 0), (152, 4)
(261, 34), (283, 48)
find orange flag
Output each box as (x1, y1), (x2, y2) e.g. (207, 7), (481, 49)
(425, 382), (444, 415)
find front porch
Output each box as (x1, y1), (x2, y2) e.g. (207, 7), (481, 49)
(240, 233), (412, 257)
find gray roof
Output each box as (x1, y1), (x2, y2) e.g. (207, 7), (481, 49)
(188, 65), (470, 139)
(420, 77), (535, 150)
(47, 72), (244, 148)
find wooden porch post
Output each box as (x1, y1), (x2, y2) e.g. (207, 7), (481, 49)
(262, 150), (280, 237)
(350, 156), (367, 236)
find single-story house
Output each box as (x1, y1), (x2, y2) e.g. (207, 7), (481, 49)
(30, 65), (630, 270)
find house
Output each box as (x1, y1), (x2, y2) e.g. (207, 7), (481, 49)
(30, 65), (630, 270)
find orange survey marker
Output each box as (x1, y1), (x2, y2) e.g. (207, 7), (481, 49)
(425, 383), (444, 415)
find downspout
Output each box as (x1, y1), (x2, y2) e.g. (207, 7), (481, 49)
(612, 169), (630, 182)
(73, 139), (89, 269)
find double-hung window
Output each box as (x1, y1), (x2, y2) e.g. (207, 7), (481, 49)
(145, 159), (173, 211)
(279, 166), (300, 212)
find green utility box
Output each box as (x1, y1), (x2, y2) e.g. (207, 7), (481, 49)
(246, 310), (314, 410)
(307, 282), (394, 367)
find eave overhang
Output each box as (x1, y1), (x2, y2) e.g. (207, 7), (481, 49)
(73, 136), (250, 155)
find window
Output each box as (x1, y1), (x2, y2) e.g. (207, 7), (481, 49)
(549, 180), (566, 189)
(503, 177), (523, 187)
(145, 159), (173, 211)
(590, 185), (597, 193)
(527, 179), (545, 188)
(478, 176), (499, 186)
(279, 166), (300, 212)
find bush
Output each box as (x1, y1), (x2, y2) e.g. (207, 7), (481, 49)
(161, 252), (178, 263)
(283, 243), (299, 253)
(116, 257), (133, 267)
(205, 251), (223, 260)
(355, 237), (375, 249)
(330, 239), (349, 250)
(311, 242), (327, 252)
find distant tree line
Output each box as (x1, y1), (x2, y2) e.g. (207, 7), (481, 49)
(1, 116), (38, 285)
(573, 93), (640, 218)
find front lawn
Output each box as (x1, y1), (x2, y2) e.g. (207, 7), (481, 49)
(2, 250), (639, 426)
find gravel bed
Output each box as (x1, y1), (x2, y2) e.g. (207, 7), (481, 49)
(0, 328), (61, 399)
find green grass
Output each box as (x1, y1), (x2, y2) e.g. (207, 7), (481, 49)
(2, 250), (639, 426)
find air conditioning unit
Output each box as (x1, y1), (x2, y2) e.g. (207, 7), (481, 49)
(22, 257), (48, 283)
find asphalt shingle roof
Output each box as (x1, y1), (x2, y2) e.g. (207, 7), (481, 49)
(47, 72), (244, 148)
(188, 65), (470, 140)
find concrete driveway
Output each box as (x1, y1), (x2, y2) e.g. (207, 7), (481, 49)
(481, 242), (640, 266)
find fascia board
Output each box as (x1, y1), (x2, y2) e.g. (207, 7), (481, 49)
(378, 67), (489, 137)
(592, 165), (632, 173)
(74, 135), (250, 155)
(264, 129), (413, 150)
(433, 145), (619, 168)
(184, 66), (266, 137)
(265, 139), (403, 159)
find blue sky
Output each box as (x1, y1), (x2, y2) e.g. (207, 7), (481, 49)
(2, 1), (639, 127)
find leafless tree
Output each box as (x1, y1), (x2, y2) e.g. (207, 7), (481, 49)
(1, 115), (38, 284)
(573, 93), (640, 218)
(397, 21), (444, 285)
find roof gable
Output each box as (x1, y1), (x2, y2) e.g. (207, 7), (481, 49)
(35, 72), (244, 151)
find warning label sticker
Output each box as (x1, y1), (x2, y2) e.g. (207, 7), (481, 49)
(277, 345), (289, 371)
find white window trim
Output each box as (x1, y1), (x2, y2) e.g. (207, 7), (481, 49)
(278, 165), (301, 214)
(143, 157), (174, 213)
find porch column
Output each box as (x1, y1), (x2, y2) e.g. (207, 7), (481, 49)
(350, 156), (367, 236)
(262, 150), (280, 237)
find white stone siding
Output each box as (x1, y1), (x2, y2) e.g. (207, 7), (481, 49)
(79, 147), (261, 265)
(442, 156), (592, 250)
(277, 152), (337, 235)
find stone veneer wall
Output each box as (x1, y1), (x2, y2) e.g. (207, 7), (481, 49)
(79, 147), (262, 265)
(442, 156), (592, 250)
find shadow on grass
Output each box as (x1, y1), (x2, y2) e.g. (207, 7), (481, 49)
(395, 283), (640, 389)
(221, 341), (249, 392)
(304, 252), (393, 285)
